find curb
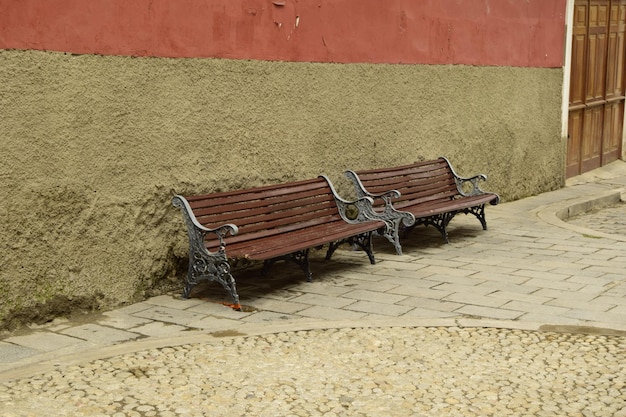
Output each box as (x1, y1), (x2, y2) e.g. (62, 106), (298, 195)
(536, 188), (626, 242)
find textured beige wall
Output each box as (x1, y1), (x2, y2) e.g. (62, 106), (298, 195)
(0, 50), (565, 328)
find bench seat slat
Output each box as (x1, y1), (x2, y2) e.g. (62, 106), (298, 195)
(223, 219), (383, 260)
(201, 204), (339, 239)
(395, 194), (498, 217)
(386, 185), (457, 204)
(206, 212), (342, 249)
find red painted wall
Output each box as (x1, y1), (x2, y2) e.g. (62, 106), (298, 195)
(0, 0), (566, 67)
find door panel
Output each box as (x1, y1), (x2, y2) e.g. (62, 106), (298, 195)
(570, 12), (588, 108)
(581, 105), (604, 172)
(606, 2), (626, 97)
(567, 109), (584, 177)
(604, 100), (624, 160)
(586, 1), (608, 102)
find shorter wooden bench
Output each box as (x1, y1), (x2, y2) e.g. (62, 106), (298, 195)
(345, 157), (500, 253)
(172, 176), (386, 310)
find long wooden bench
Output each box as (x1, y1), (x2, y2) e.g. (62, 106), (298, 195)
(344, 157), (500, 253)
(172, 176), (387, 310)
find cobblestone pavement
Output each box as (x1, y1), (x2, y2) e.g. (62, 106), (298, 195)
(566, 201), (626, 236)
(1, 327), (625, 417)
(1, 161), (626, 416)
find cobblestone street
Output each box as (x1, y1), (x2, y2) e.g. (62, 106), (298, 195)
(1, 327), (625, 417)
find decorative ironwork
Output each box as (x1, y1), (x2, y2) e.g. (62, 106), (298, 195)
(402, 204), (488, 243)
(409, 212), (456, 243)
(344, 203), (359, 220)
(229, 257), (258, 272)
(441, 156), (500, 204)
(172, 195), (241, 309)
(343, 171), (416, 255)
(463, 204), (488, 230)
(326, 232), (376, 264)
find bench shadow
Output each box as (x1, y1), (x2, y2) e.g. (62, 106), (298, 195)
(185, 222), (486, 308)
(371, 221), (484, 256)
(185, 248), (371, 307)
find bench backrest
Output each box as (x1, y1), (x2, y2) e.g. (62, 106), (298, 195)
(183, 177), (342, 251)
(354, 157), (458, 205)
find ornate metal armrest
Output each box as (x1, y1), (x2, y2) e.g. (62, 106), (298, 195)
(439, 156), (491, 197)
(337, 196), (381, 224)
(172, 195), (239, 253)
(454, 173), (489, 197)
(320, 175), (415, 228)
(326, 174), (414, 256)
(377, 201), (416, 227)
(319, 175), (377, 223)
(172, 195), (241, 306)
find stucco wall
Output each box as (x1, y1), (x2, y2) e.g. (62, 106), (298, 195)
(0, 50), (564, 328)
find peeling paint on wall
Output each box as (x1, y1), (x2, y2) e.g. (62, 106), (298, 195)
(0, 0), (567, 67)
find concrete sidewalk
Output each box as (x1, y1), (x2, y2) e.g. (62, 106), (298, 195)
(0, 161), (625, 416)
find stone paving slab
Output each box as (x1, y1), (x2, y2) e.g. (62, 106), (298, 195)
(3, 332), (82, 353)
(0, 343), (39, 363)
(59, 324), (141, 344)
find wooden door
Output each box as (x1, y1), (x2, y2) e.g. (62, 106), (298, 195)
(567, 0), (626, 178)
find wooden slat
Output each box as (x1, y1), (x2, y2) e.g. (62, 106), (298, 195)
(226, 219), (346, 255)
(358, 164), (448, 180)
(355, 162), (451, 194)
(365, 177), (457, 207)
(397, 178), (457, 194)
(355, 159), (446, 176)
(192, 188), (329, 213)
(191, 176), (383, 260)
(396, 194), (498, 217)
(358, 163), (448, 179)
(186, 178), (327, 208)
(196, 197), (336, 228)
(394, 189), (458, 206)
(189, 185), (331, 215)
(217, 209), (340, 245)
(220, 219), (383, 260)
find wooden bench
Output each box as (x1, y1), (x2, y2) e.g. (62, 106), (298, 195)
(172, 175), (387, 310)
(344, 157), (500, 253)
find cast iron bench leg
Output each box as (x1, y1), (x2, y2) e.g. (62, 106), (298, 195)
(183, 254), (241, 310)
